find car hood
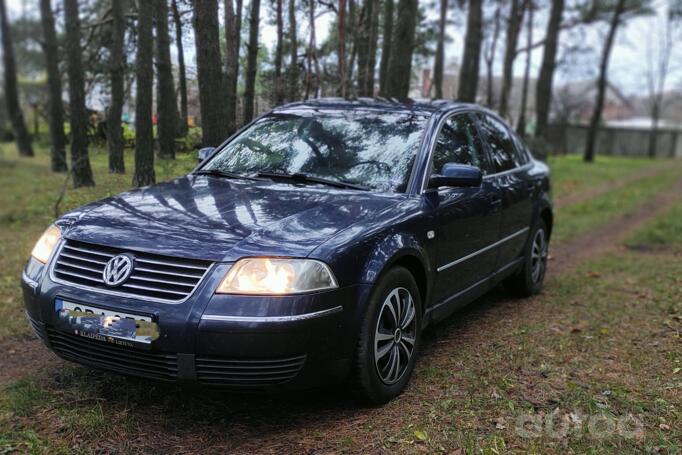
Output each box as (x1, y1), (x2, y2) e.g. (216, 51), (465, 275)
(59, 175), (403, 261)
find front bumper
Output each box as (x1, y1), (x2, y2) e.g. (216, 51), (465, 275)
(22, 257), (371, 389)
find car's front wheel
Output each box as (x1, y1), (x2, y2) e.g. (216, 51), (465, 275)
(353, 267), (422, 404)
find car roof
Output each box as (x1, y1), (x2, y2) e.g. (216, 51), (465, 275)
(272, 97), (487, 116)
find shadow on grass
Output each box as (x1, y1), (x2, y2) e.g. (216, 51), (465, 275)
(30, 285), (524, 447)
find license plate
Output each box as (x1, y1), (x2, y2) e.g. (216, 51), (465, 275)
(55, 299), (159, 348)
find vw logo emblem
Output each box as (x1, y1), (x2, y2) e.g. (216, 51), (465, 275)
(102, 254), (134, 287)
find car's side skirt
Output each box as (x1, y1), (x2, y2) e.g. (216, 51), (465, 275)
(423, 257), (524, 327)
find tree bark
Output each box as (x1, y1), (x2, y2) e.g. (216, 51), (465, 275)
(194, 0), (229, 146)
(534, 0), (564, 139)
(433, 0), (448, 98)
(171, 0), (188, 136)
(378, 0), (394, 96)
(367, 0), (379, 94)
(39, 0), (67, 171)
(287, 0), (298, 101)
(225, 0), (242, 133)
(305, 0), (320, 99)
(584, 0), (626, 163)
(107, 0), (126, 173)
(0, 0), (33, 157)
(274, 0), (284, 105)
(458, 0), (482, 102)
(516, 0), (533, 137)
(64, 0), (94, 187)
(499, 0), (525, 118)
(356, 0), (378, 96)
(132, 0), (155, 186)
(155, 0), (176, 159)
(384, 0), (418, 100)
(338, 0), (347, 97)
(243, 0), (261, 123)
(484, 2), (502, 108)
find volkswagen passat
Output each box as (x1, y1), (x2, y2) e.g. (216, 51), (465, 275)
(22, 99), (552, 404)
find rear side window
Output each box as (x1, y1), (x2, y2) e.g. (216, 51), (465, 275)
(475, 114), (519, 173)
(431, 114), (488, 176)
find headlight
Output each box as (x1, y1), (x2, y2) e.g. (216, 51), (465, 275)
(31, 225), (62, 264)
(216, 258), (338, 295)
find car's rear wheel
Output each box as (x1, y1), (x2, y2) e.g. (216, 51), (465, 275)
(353, 266), (422, 404)
(505, 220), (549, 297)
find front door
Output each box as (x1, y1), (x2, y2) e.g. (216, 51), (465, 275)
(427, 113), (502, 304)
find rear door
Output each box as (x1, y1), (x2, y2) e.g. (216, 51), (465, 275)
(474, 114), (533, 269)
(427, 113), (502, 303)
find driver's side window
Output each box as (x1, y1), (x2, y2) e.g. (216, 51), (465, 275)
(431, 114), (486, 177)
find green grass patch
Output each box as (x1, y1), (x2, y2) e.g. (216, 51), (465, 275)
(552, 164), (682, 243)
(546, 154), (663, 199)
(627, 198), (682, 249)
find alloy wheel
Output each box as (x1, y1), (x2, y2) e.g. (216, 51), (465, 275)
(531, 228), (548, 284)
(374, 287), (417, 385)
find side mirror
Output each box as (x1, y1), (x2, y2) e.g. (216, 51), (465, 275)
(197, 147), (215, 163)
(428, 163), (483, 189)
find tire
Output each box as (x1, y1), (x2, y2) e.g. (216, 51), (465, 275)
(353, 266), (422, 405)
(504, 220), (549, 297)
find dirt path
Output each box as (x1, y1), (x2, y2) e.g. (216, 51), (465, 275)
(553, 163), (666, 209)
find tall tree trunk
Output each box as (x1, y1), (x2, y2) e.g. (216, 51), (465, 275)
(534, 0), (564, 139)
(516, 0), (533, 137)
(499, 0), (525, 118)
(132, 0), (155, 186)
(378, 0), (394, 96)
(484, 2), (502, 107)
(367, 0), (379, 94)
(305, 0), (320, 99)
(274, 0), (284, 105)
(584, 0), (626, 163)
(356, 0), (378, 96)
(243, 0), (261, 122)
(384, 0), (418, 100)
(0, 0), (33, 157)
(225, 0), (242, 133)
(648, 101), (660, 158)
(64, 0), (94, 187)
(347, 0), (358, 93)
(458, 0), (482, 102)
(338, 0), (347, 97)
(194, 0), (229, 146)
(39, 0), (67, 171)
(107, 0), (126, 173)
(171, 0), (188, 136)
(433, 0), (448, 98)
(155, 0), (176, 159)
(287, 0), (298, 101)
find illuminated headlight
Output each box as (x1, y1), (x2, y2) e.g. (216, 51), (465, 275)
(216, 258), (338, 295)
(31, 225), (62, 264)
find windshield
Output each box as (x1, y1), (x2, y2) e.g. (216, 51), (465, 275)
(201, 110), (429, 192)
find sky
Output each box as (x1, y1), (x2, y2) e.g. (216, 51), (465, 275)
(5, 0), (680, 98)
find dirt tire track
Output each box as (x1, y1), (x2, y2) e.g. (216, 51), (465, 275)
(553, 163), (666, 210)
(549, 177), (682, 277)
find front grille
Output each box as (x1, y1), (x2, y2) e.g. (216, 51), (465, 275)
(195, 354), (306, 387)
(52, 239), (212, 302)
(46, 328), (179, 381)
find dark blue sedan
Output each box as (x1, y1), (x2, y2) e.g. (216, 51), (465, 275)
(22, 99), (552, 404)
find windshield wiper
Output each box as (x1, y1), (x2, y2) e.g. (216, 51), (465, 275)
(256, 171), (369, 191)
(194, 169), (259, 181)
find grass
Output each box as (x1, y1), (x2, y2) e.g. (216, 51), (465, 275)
(0, 208), (680, 453)
(546, 154), (663, 200)
(0, 144), (681, 452)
